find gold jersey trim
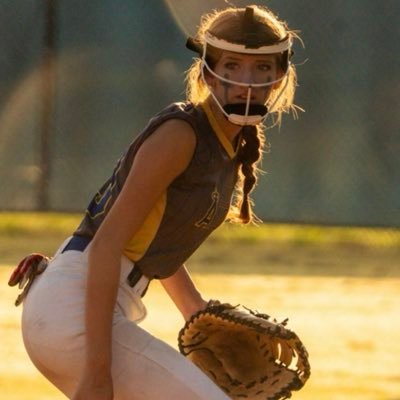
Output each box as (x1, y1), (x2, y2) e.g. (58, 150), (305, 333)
(123, 191), (167, 261)
(201, 100), (239, 160)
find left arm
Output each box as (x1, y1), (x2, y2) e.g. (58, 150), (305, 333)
(160, 265), (208, 321)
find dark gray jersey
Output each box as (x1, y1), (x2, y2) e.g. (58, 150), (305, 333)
(75, 101), (241, 279)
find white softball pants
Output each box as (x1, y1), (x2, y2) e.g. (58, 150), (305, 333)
(21, 238), (230, 400)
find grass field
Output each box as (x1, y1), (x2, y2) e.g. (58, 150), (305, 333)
(1, 212), (399, 399)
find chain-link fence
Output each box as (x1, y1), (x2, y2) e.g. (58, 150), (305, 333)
(0, 0), (399, 227)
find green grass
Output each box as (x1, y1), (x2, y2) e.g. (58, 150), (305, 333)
(1, 211), (398, 246)
(1, 212), (399, 277)
(214, 221), (400, 247)
(0, 212), (81, 235)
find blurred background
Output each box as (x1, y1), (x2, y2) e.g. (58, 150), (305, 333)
(1, 2), (399, 400)
(0, 0), (399, 227)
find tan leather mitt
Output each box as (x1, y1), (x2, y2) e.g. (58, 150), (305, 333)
(178, 302), (310, 400)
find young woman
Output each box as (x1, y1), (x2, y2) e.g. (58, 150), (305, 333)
(19, 5), (300, 399)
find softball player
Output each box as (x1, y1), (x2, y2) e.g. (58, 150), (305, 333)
(19, 5), (300, 399)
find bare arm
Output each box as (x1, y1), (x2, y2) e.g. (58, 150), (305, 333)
(73, 119), (196, 399)
(160, 265), (208, 321)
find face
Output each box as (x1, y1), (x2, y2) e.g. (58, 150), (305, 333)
(206, 51), (280, 106)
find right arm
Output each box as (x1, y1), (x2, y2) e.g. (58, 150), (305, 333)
(160, 264), (208, 321)
(72, 119), (196, 400)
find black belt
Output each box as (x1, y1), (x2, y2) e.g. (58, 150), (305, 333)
(62, 235), (149, 296)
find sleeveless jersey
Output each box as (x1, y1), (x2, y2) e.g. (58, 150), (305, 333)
(75, 101), (241, 279)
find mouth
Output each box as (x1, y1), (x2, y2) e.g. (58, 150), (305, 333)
(236, 93), (255, 101)
(233, 97), (263, 106)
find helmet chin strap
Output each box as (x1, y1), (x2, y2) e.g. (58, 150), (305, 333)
(223, 88), (269, 125)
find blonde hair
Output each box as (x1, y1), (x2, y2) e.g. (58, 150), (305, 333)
(185, 5), (301, 223)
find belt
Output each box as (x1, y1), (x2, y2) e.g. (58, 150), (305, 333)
(62, 235), (149, 297)
(61, 235), (92, 253)
(128, 267), (150, 297)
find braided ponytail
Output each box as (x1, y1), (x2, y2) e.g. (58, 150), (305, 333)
(236, 126), (265, 224)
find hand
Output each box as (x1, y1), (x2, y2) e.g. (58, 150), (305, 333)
(72, 370), (113, 400)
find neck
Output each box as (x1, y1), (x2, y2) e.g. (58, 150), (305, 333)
(207, 97), (243, 144)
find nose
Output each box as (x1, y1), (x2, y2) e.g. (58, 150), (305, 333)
(240, 65), (254, 84)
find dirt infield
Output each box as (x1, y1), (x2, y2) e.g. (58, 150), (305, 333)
(1, 267), (399, 400)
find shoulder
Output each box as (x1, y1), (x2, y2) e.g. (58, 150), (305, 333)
(132, 117), (196, 180)
(150, 102), (202, 132)
(147, 117), (196, 153)
(127, 102), (202, 172)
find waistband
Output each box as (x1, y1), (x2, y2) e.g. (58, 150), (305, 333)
(61, 235), (149, 297)
(61, 235), (91, 253)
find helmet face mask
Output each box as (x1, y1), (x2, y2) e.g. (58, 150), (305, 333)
(201, 33), (292, 126)
(186, 6), (293, 126)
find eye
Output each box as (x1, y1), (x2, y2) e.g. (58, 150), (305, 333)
(257, 63), (272, 72)
(223, 62), (240, 70)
